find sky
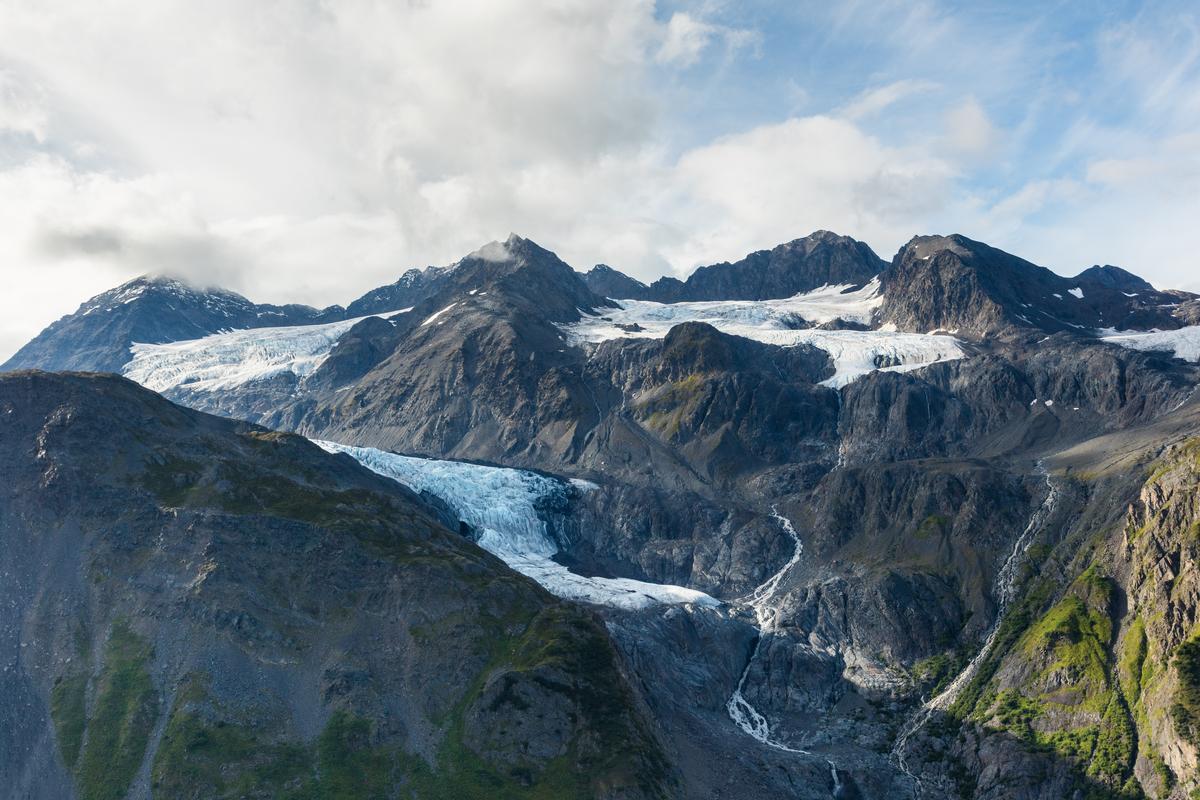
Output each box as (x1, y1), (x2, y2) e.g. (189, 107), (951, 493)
(1, 1), (1199, 362)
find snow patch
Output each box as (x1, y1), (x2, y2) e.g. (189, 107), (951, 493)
(560, 279), (964, 386)
(1068, 287), (1084, 299)
(420, 303), (457, 327)
(316, 441), (719, 610)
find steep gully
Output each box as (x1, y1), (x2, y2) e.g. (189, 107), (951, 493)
(890, 462), (1062, 797)
(725, 507), (844, 797)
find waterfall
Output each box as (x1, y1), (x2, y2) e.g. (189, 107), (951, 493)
(891, 461), (1061, 794)
(724, 507), (844, 798)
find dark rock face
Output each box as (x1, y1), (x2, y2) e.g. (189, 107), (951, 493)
(581, 263), (654, 300)
(583, 231), (885, 303)
(344, 265), (452, 316)
(880, 235), (1193, 337)
(0, 371), (672, 800)
(1074, 264), (1156, 293)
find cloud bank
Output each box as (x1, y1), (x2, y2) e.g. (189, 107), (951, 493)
(0, 1), (1198, 360)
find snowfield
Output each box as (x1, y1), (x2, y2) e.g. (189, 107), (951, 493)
(123, 311), (407, 394)
(1100, 326), (1200, 363)
(316, 440), (720, 610)
(561, 280), (965, 387)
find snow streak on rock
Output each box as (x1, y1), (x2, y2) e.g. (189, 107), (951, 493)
(315, 441), (719, 611)
(560, 279), (964, 387)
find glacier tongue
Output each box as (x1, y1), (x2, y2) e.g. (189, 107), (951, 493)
(122, 310), (409, 394)
(1100, 325), (1200, 363)
(315, 440), (719, 611)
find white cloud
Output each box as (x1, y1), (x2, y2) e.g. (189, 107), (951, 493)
(839, 79), (938, 121)
(657, 12), (719, 67)
(655, 10), (758, 68)
(943, 97), (1001, 158)
(666, 116), (957, 271)
(0, 67), (47, 140)
(1, 1), (1199, 363)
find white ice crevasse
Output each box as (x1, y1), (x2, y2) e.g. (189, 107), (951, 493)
(560, 279), (966, 388)
(1100, 325), (1200, 363)
(122, 310), (411, 394)
(315, 440), (720, 611)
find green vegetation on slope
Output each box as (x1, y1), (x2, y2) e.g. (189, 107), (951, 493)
(52, 621), (160, 800)
(1171, 638), (1200, 747)
(151, 606), (670, 800)
(50, 674), (88, 769)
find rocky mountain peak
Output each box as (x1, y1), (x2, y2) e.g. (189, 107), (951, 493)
(583, 230), (885, 303)
(897, 233), (975, 263)
(1075, 264), (1155, 293)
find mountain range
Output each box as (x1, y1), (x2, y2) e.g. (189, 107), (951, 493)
(4, 230), (1200, 800)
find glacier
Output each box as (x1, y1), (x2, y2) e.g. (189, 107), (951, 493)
(315, 440), (720, 610)
(561, 279), (965, 387)
(123, 310), (409, 394)
(1100, 325), (1200, 363)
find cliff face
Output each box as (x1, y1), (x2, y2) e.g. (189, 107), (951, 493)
(878, 426), (1200, 800)
(0, 371), (671, 800)
(1116, 441), (1200, 794)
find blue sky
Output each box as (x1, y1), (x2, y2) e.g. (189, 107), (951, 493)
(0, 1), (1198, 360)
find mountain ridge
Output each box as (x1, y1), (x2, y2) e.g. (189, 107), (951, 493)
(7, 230), (1200, 798)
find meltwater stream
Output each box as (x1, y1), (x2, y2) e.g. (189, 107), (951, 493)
(725, 508), (843, 797)
(326, 441), (842, 791)
(315, 441), (719, 611)
(891, 462), (1061, 796)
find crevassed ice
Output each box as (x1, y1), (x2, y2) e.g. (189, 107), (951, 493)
(315, 440), (720, 610)
(122, 311), (408, 394)
(560, 279), (965, 386)
(1100, 326), (1200, 363)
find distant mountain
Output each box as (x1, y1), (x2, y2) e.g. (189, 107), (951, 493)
(579, 263), (653, 301)
(1, 276), (344, 374)
(343, 264), (453, 316)
(582, 230), (885, 302)
(880, 234), (1190, 336)
(1074, 264), (1156, 293)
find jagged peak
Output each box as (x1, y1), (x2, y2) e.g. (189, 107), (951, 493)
(83, 274), (249, 310)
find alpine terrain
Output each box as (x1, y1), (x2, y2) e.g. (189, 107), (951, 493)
(6, 230), (1200, 800)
